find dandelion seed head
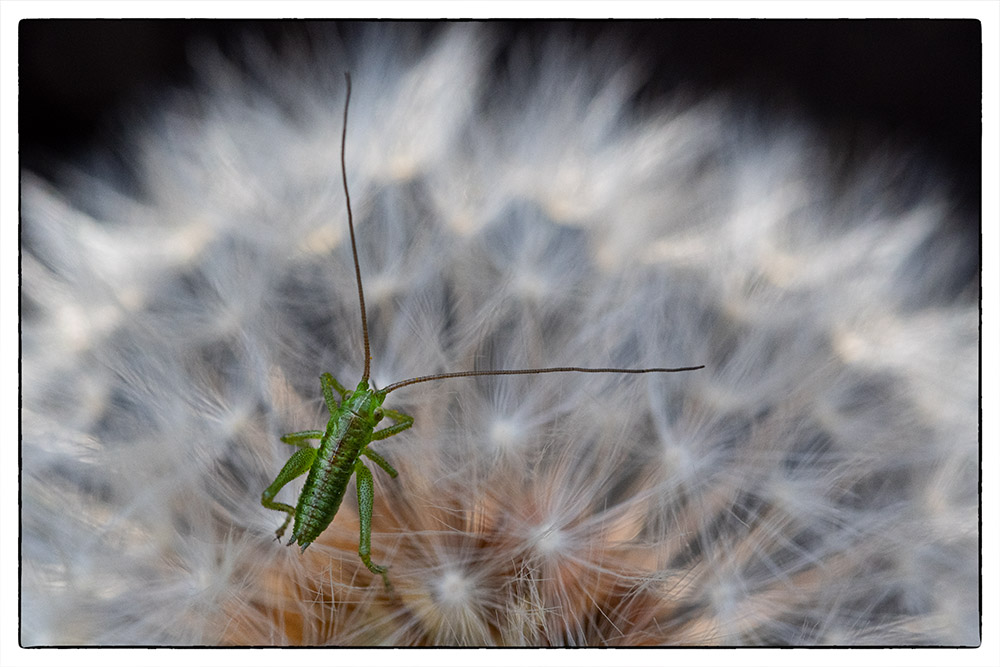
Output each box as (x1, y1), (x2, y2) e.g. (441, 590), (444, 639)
(21, 24), (977, 646)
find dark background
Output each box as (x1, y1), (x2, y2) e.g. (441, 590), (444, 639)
(19, 20), (981, 217)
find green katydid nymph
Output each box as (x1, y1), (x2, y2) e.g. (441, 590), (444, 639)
(261, 73), (705, 591)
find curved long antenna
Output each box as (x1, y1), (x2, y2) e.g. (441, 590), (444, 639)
(380, 365), (705, 395)
(341, 72), (372, 382)
(339, 73), (704, 394)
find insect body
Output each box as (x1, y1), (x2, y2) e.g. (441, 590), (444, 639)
(262, 374), (411, 588)
(261, 73), (704, 590)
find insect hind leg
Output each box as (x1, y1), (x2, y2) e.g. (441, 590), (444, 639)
(261, 446), (317, 540)
(355, 459), (392, 591)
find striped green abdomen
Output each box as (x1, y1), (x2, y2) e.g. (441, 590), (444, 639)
(289, 410), (370, 548)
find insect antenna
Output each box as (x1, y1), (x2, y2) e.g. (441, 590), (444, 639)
(380, 365), (705, 395)
(335, 74), (704, 397)
(341, 72), (372, 382)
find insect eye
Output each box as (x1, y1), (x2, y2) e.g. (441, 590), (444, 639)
(373, 407), (384, 422)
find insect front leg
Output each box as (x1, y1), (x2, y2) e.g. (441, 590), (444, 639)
(371, 407), (413, 441)
(355, 459), (392, 590)
(321, 372), (350, 414)
(261, 446), (317, 540)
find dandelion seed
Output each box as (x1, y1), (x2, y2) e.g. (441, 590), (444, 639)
(488, 416), (524, 453)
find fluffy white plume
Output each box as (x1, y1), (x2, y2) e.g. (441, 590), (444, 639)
(20, 25), (978, 646)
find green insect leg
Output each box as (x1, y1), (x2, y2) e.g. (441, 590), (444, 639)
(355, 459), (392, 590)
(362, 446), (398, 478)
(371, 407), (413, 441)
(261, 446), (317, 540)
(280, 430), (323, 447)
(321, 372), (349, 413)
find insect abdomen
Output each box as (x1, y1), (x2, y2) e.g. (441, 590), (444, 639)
(289, 412), (370, 549)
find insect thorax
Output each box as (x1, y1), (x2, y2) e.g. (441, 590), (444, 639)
(341, 381), (385, 427)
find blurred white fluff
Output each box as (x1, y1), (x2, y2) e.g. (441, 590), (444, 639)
(20, 25), (978, 646)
